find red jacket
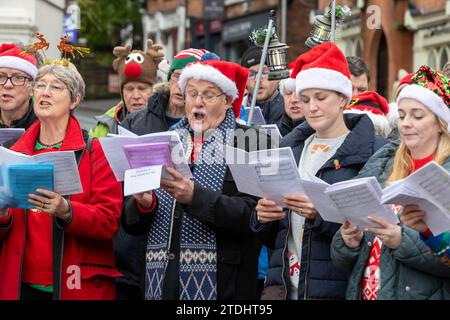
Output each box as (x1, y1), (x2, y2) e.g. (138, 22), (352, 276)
(0, 116), (123, 300)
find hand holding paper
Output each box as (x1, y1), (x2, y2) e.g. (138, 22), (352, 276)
(160, 166), (194, 205)
(283, 194), (318, 220)
(381, 161), (450, 235)
(123, 165), (162, 197)
(366, 215), (402, 249)
(399, 204), (428, 233)
(340, 220), (363, 249)
(28, 188), (71, 221)
(255, 198), (285, 223)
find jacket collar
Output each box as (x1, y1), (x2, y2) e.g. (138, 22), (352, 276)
(0, 99), (37, 130)
(281, 113), (383, 168)
(148, 92), (169, 118)
(11, 115), (85, 155)
(114, 101), (126, 123)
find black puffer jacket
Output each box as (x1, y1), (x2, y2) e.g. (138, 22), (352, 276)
(252, 113), (387, 300)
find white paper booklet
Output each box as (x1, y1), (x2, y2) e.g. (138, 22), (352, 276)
(0, 128), (25, 145)
(100, 130), (193, 181)
(299, 177), (398, 229)
(224, 146), (304, 205)
(381, 161), (450, 235)
(0, 147), (82, 195)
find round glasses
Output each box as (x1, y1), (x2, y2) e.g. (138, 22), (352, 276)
(0, 74), (32, 86)
(34, 82), (67, 94)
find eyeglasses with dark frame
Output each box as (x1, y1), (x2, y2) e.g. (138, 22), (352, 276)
(0, 74), (33, 86)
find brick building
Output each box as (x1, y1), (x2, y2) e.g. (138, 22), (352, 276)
(325, 0), (450, 100)
(142, 0), (186, 62)
(143, 0), (450, 100)
(144, 0), (314, 64)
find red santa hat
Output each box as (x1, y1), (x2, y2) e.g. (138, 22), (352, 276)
(281, 61), (296, 93)
(178, 60), (249, 117)
(0, 43), (38, 79)
(344, 91), (392, 137)
(291, 42), (352, 101)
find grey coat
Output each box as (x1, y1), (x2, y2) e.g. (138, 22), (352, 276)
(331, 141), (450, 299)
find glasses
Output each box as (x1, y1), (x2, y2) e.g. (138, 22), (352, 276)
(34, 82), (67, 94)
(184, 90), (225, 104)
(248, 71), (269, 80)
(0, 74), (32, 86)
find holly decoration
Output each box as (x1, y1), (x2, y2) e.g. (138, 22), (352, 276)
(324, 4), (351, 25)
(249, 27), (275, 47)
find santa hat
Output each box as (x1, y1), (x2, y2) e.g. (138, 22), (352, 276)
(0, 43), (38, 79)
(280, 61), (296, 93)
(178, 60), (249, 117)
(399, 73), (413, 87)
(397, 65), (450, 132)
(167, 48), (220, 81)
(291, 42), (352, 101)
(344, 91), (392, 137)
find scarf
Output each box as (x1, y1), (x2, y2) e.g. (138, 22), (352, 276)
(145, 108), (236, 300)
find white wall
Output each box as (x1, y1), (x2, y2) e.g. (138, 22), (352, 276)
(142, 4), (186, 60)
(0, 0), (65, 59)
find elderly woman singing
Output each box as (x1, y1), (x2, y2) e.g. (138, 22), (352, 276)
(0, 62), (123, 300)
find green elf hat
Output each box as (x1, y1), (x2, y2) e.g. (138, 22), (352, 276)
(397, 65), (450, 132)
(167, 48), (208, 81)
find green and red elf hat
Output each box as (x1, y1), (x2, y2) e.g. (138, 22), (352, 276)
(397, 65), (450, 131)
(167, 48), (219, 81)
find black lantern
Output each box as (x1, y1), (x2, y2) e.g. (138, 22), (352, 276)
(266, 10), (290, 80)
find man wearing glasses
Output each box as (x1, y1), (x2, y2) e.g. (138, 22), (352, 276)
(114, 48), (219, 300)
(0, 43), (38, 131)
(240, 46), (285, 127)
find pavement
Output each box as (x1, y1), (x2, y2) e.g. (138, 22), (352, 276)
(74, 99), (118, 131)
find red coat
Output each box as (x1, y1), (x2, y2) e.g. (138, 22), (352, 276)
(0, 116), (123, 300)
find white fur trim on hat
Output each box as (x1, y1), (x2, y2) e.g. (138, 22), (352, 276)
(344, 109), (392, 138)
(178, 63), (238, 101)
(280, 78), (296, 93)
(397, 84), (450, 132)
(0, 56), (37, 79)
(295, 67), (352, 102)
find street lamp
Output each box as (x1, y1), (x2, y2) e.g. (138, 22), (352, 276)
(266, 11), (290, 80)
(247, 9), (289, 126)
(305, 1), (351, 48)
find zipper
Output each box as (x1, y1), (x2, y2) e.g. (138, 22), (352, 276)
(303, 170), (324, 300)
(17, 209), (27, 300)
(303, 227), (312, 300)
(56, 221), (65, 300)
(281, 208), (291, 300)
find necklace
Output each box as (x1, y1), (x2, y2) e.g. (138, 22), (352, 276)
(36, 137), (63, 149)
